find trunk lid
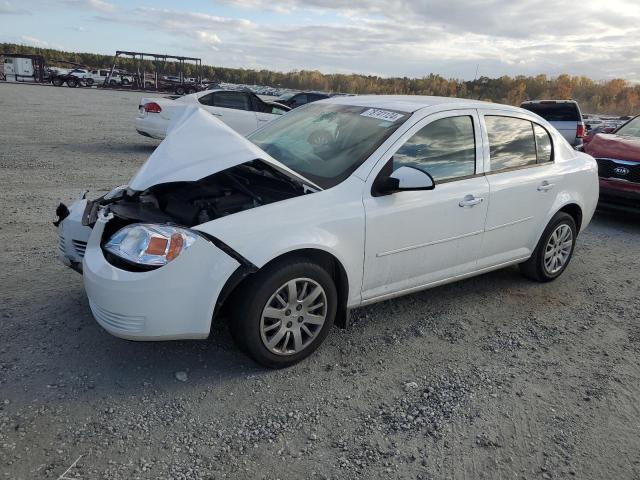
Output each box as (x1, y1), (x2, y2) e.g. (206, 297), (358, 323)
(129, 106), (320, 191)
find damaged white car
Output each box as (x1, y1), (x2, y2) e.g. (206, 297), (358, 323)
(56, 96), (599, 368)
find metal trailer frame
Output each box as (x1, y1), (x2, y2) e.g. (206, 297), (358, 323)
(105, 51), (203, 93)
(0, 53), (47, 82)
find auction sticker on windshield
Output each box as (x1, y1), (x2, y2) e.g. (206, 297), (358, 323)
(360, 108), (405, 122)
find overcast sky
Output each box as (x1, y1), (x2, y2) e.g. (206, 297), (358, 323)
(1, 0), (639, 81)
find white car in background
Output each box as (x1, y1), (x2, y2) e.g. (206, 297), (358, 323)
(135, 89), (290, 139)
(56, 96), (598, 368)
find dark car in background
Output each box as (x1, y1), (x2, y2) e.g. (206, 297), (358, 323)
(584, 115), (640, 211)
(276, 91), (330, 108)
(520, 100), (585, 148)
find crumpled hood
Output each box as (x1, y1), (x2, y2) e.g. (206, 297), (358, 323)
(585, 133), (640, 163)
(129, 106), (319, 191)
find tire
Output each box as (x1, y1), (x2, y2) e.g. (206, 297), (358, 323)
(230, 257), (337, 368)
(66, 78), (78, 88)
(109, 79), (118, 87)
(52, 77), (63, 87)
(121, 78), (130, 86)
(175, 86), (186, 95)
(519, 212), (577, 282)
(85, 78), (94, 86)
(187, 86), (196, 94)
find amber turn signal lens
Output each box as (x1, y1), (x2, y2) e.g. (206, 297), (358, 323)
(145, 237), (168, 255)
(166, 233), (184, 261)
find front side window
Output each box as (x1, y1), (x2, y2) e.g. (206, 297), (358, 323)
(198, 93), (214, 107)
(213, 92), (251, 111)
(249, 103), (408, 188)
(393, 116), (476, 182)
(486, 116), (537, 171)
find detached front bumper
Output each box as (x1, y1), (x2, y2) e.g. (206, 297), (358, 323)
(57, 199), (92, 273)
(82, 213), (240, 340)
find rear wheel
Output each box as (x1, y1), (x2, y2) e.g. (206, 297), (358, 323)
(230, 258), (337, 368)
(519, 212), (577, 282)
(52, 77), (64, 87)
(85, 78), (94, 86)
(66, 77), (78, 88)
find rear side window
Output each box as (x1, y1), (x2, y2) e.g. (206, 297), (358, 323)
(486, 116), (537, 171)
(393, 116), (476, 182)
(533, 124), (552, 163)
(213, 92), (251, 111)
(520, 103), (580, 122)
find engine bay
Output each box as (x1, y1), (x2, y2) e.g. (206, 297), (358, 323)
(84, 160), (311, 236)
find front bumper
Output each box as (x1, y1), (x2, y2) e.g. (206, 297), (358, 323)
(57, 199), (92, 272)
(598, 178), (640, 212)
(83, 213), (240, 340)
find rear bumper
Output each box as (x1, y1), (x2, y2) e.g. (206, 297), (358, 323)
(134, 115), (167, 140)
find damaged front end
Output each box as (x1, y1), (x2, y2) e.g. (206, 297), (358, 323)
(55, 106), (319, 274)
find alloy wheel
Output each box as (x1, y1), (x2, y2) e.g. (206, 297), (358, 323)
(543, 224), (573, 274)
(260, 278), (327, 356)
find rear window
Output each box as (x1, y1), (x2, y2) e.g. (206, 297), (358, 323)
(521, 102), (580, 122)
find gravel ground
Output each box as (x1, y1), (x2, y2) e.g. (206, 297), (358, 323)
(1, 83), (639, 480)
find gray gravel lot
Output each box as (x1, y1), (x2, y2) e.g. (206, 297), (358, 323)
(1, 82), (639, 479)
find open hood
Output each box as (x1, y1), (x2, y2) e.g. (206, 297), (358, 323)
(129, 106), (320, 191)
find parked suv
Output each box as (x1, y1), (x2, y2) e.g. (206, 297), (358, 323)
(520, 100), (585, 148)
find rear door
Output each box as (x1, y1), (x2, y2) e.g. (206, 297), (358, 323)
(477, 111), (562, 268)
(198, 91), (258, 135)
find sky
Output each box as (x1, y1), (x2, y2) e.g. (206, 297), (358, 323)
(1, 0), (639, 81)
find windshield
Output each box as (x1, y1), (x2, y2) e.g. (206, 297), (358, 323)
(616, 116), (640, 137)
(248, 103), (409, 188)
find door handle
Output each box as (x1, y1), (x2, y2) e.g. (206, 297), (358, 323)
(537, 181), (555, 192)
(459, 195), (484, 207)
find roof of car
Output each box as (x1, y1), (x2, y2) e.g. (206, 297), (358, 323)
(323, 95), (514, 113)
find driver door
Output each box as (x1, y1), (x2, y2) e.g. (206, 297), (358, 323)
(361, 110), (489, 301)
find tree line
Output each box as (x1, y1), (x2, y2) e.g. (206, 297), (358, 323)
(2, 42), (639, 115)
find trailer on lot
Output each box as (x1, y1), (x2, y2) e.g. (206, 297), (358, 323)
(104, 51), (205, 95)
(1, 53), (47, 83)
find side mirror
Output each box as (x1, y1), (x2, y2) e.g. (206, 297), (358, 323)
(373, 165), (435, 196)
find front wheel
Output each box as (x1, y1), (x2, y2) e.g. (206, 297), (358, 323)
(230, 258), (337, 368)
(519, 212), (577, 282)
(66, 77), (78, 88)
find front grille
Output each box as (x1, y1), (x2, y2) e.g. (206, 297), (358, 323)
(72, 240), (87, 258)
(89, 301), (146, 333)
(596, 158), (640, 183)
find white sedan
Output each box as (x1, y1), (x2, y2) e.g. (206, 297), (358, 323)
(135, 89), (290, 139)
(56, 96), (599, 368)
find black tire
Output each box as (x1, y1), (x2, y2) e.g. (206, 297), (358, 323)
(52, 77), (63, 87)
(109, 79), (118, 87)
(230, 257), (337, 368)
(85, 78), (94, 86)
(187, 86), (197, 94)
(121, 78), (130, 86)
(519, 212), (577, 282)
(66, 78), (78, 88)
(175, 86), (186, 95)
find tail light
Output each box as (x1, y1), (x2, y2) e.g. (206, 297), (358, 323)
(144, 102), (162, 113)
(576, 123), (586, 138)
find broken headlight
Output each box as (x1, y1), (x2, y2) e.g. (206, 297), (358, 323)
(104, 224), (197, 267)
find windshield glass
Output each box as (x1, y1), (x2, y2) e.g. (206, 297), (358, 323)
(616, 116), (640, 137)
(248, 103), (409, 188)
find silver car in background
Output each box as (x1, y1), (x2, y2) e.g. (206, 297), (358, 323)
(520, 100), (585, 149)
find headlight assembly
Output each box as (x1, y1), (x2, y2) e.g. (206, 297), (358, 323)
(104, 224), (197, 267)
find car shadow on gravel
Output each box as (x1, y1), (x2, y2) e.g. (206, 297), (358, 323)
(66, 142), (159, 155)
(592, 208), (640, 232)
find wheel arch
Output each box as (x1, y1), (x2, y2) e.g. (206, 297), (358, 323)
(214, 247), (351, 329)
(558, 202), (583, 232)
